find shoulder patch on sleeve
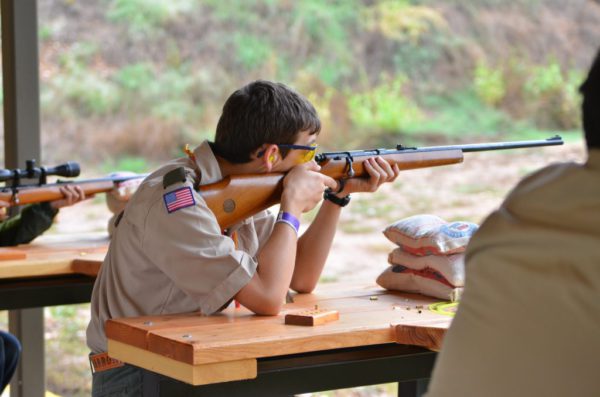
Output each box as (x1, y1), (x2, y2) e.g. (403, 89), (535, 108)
(163, 186), (196, 213)
(163, 167), (187, 189)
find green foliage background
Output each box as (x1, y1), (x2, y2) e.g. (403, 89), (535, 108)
(30, 0), (597, 169)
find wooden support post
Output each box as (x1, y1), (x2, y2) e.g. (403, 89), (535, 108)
(1, 1), (44, 396)
(8, 309), (45, 397)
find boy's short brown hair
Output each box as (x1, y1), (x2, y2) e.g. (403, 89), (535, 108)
(213, 80), (321, 163)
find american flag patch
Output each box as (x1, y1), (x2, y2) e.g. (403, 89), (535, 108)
(163, 186), (196, 213)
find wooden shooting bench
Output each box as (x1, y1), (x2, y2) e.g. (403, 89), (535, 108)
(107, 282), (454, 397)
(0, 233), (108, 397)
(0, 233), (107, 309)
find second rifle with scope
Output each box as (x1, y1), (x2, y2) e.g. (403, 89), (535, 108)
(0, 160), (146, 206)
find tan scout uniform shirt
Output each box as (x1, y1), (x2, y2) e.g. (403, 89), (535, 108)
(87, 141), (275, 353)
(426, 150), (600, 397)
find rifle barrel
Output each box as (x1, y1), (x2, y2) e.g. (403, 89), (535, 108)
(315, 135), (563, 162)
(423, 135), (564, 153)
(0, 174), (148, 191)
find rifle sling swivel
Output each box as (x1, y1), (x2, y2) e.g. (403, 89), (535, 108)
(344, 156), (355, 178)
(10, 189), (20, 205)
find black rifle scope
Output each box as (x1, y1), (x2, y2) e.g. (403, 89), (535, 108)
(0, 160), (80, 185)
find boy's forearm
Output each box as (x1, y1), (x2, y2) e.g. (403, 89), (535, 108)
(292, 201), (342, 292)
(257, 223), (297, 288)
(237, 223), (298, 314)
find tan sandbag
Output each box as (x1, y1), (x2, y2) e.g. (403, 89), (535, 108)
(388, 249), (465, 287)
(376, 264), (463, 302)
(383, 214), (478, 256)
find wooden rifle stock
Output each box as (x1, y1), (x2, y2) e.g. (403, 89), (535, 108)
(202, 149), (464, 230)
(200, 174), (286, 230)
(202, 135), (564, 230)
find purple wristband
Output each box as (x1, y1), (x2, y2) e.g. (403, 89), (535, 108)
(276, 211), (300, 234)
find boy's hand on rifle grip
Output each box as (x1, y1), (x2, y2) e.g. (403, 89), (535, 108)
(50, 185), (92, 210)
(282, 162), (337, 214)
(342, 157), (400, 196)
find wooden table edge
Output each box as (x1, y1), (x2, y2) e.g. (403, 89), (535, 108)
(393, 324), (447, 351)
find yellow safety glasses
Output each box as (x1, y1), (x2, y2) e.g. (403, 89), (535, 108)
(258, 143), (318, 164)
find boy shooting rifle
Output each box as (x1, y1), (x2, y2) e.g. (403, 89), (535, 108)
(86, 80), (562, 394)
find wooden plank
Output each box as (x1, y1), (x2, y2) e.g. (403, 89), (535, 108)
(105, 291), (398, 351)
(0, 258), (77, 279)
(105, 292), (395, 353)
(107, 339), (257, 386)
(0, 234), (107, 279)
(109, 307), (397, 365)
(148, 316), (396, 365)
(70, 254), (105, 277)
(0, 248), (26, 260)
(0, 253), (104, 279)
(106, 310), (257, 352)
(394, 324), (448, 351)
(107, 285), (453, 367)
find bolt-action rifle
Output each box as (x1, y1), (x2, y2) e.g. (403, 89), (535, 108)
(0, 159), (146, 206)
(0, 136), (564, 229)
(199, 136), (564, 230)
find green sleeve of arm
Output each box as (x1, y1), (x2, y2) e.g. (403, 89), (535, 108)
(0, 203), (58, 246)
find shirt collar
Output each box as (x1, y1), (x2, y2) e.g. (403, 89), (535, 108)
(192, 140), (223, 185)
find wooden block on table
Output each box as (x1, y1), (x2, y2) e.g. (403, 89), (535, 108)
(285, 309), (339, 326)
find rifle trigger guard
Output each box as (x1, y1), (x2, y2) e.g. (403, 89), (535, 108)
(344, 156), (355, 178)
